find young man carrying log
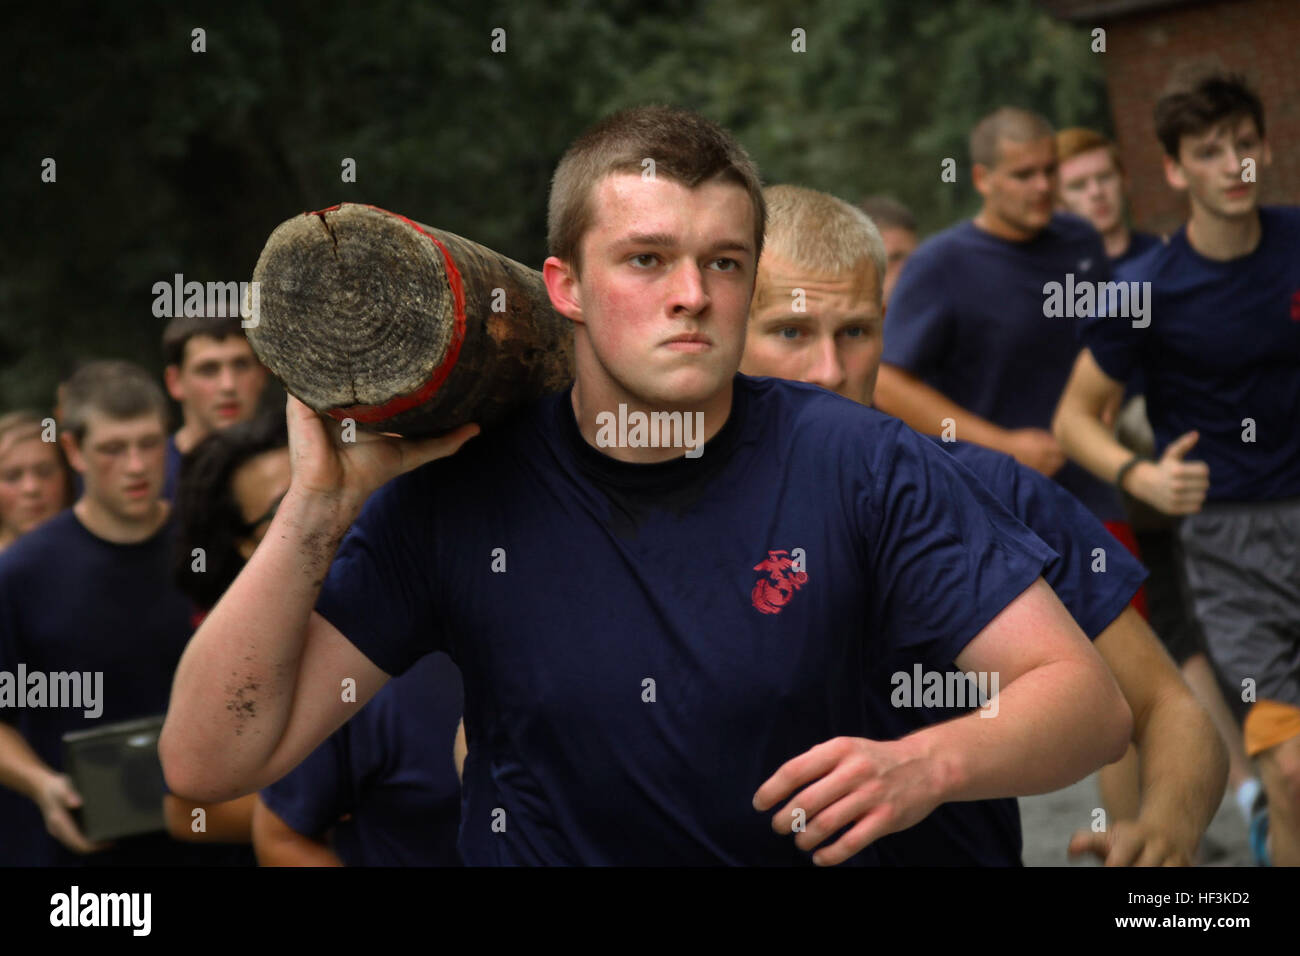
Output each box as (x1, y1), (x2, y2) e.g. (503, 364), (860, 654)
(161, 106), (1131, 866)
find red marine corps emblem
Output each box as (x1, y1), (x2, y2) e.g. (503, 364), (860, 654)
(751, 549), (808, 615)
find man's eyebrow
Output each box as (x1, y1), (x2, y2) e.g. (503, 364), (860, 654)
(710, 239), (755, 255)
(615, 232), (678, 248)
(614, 233), (754, 255)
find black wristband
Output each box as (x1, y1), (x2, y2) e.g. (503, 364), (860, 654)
(1115, 454), (1145, 490)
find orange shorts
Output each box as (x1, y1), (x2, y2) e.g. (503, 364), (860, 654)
(1244, 698), (1300, 757)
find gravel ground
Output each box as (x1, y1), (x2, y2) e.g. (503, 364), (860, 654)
(1020, 773), (1255, 866)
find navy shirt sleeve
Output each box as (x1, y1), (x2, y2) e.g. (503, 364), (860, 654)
(861, 422), (1057, 669)
(259, 728), (356, 840)
(315, 468), (447, 677)
(880, 239), (954, 376)
(954, 443), (1148, 639)
(1077, 256), (1144, 384)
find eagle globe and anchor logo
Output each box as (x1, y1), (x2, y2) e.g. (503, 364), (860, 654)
(751, 548), (808, 615)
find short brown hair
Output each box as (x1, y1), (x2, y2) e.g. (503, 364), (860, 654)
(60, 360), (171, 442)
(1056, 127), (1124, 175)
(1154, 70), (1265, 160)
(857, 195), (916, 234)
(163, 315), (248, 369)
(547, 105), (766, 276)
(970, 107), (1054, 168)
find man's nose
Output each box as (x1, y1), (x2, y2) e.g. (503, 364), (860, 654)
(669, 262), (710, 315)
(806, 337), (846, 392)
(125, 445), (149, 473)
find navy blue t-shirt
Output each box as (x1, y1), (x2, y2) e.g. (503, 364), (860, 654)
(884, 214), (1123, 521)
(1084, 206), (1300, 503)
(315, 375), (1055, 866)
(1115, 233), (1163, 399)
(1113, 230), (1162, 268)
(0, 509), (247, 866)
(259, 651), (464, 866)
(163, 435), (183, 502)
(871, 438), (1147, 865)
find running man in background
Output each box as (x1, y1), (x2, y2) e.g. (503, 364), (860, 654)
(1054, 71), (1300, 866)
(1054, 125), (1265, 858)
(875, 107), (1123, 534)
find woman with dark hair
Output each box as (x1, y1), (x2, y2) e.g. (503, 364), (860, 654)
(170, 410), (464, 866)
(174, 412), (290, 610)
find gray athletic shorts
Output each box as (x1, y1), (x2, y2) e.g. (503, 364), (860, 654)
(1177, 498), (1300, 709)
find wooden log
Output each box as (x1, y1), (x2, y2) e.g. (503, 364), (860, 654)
(247, 203), (575, 436)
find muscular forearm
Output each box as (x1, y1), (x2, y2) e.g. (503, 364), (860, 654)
(875, 366), (1008, 451)
(909, 658), (1132, 804)
(160, 487), (361, 801)
(1132, 689), (1227, 852)
(0, 723), (57, 802)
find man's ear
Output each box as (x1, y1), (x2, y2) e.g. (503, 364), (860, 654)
(543, 256), (583, 325)
(60, 432), (85, 475)
(971, 163), (991, 200)
(1162, 154), (1188, 192)
(163, 364), (185, 403)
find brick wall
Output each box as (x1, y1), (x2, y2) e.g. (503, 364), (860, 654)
(1086, 0), (1299, 234)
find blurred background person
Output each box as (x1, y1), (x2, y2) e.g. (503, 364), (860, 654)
(0, 411), (73, 553)
(858, 195), (919, 306)
(0, 361), (248, 866)
(1054, 124), (1263, 859)
(161, 316), (269, 501)
(1055, 127), (1161, 265)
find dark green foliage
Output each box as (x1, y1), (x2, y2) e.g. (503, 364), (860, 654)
(0, 0), (1105, 411)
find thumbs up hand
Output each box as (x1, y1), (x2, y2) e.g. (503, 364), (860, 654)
(1123, 430), (1210, 515)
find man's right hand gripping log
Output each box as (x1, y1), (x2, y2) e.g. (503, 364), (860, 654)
(159, 396), (478, 802)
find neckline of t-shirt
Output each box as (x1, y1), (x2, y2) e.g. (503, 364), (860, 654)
(553, 376), (749, 492)
(1171, 208), (1278, 268)
(962, 216), (1068, 249)
(69, 505), (173, 550)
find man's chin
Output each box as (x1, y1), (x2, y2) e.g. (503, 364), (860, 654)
(636, 368), (734, 409)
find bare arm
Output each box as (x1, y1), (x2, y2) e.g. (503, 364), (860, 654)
(1053, 349), (1209, 514)
(876, 365), (1065, 476)
(906, 577), (1133, 800)
(163, 793), (256, 844)
(1071, 607), (1227, 864)
(454, 718), (467, 783)
(159, 397), (479, 803)
(252, 795), (344, 867)
(756, 578), (1132, 864)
